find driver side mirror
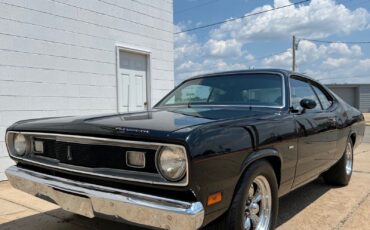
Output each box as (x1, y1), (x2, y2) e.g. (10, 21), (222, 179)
(300, 98), (317, 112)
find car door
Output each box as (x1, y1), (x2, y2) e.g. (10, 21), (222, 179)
(290, 77), (338, 187)
(311, 83), (338, 165)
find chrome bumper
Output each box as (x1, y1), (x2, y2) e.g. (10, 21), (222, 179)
(5, 166), (204, 230)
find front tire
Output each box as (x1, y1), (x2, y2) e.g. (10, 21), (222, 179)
(207, 160), (278, 230)
(323, 138), (353, 186)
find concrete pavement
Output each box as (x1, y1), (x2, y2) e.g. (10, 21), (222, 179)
(0, 128), (370, 230)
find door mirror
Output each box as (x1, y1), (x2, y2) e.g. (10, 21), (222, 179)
(300, 98), (317, 110)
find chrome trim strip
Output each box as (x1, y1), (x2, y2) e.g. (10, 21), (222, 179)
(5, 166), (204, 230)
(6, 131), (189, 187)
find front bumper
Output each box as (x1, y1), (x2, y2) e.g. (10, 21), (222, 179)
(5, 166), (204, 230)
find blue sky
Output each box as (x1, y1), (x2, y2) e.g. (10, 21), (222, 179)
(173, 0), (370, 84)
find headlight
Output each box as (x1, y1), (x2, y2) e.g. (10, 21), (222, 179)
(13, 134), (28, 156)
(157, 146), (187, 181)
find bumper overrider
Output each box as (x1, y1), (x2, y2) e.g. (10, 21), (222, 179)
(5, 166), (204, 230)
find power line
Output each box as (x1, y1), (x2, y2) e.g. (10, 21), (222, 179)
(175, 0), (220, 14)
(175, 0), (311, 34)
(300, 38), (370, 44)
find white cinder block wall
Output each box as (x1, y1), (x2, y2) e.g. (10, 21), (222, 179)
(0, 0), (174, 180)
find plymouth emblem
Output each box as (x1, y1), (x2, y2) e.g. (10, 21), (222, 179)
(115, 127), (150, 135)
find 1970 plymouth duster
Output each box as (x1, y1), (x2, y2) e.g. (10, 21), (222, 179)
(5, 69), (365, 230)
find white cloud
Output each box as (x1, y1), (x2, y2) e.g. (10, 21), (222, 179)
(174, 0), (370, 84)
(323, 57), (351, 69)
(263, 49), (292, 68)
(204, 39), (243, 58)
(174, 25), (203, 63)
(263, 40), (364, 67)
(175, 59), (247, 83)
(245, 54), (255, 61)
(262, 40), (370, 83)
(210, 0), (370, 41)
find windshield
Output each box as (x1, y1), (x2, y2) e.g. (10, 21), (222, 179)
(157, 74), (284, 108)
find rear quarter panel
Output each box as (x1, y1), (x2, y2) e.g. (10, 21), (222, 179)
(332, 94), (365, 159)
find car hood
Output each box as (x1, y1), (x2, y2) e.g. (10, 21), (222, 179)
(9, 107), (277, 141)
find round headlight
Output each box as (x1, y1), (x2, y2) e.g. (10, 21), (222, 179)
(157, 146), (187, 181)
(13, 134), (28, 156)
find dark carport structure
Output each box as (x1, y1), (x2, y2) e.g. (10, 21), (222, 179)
(325, 84), (370, 112)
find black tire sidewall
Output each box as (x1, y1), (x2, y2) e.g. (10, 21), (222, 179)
(227, 160), (279, 230)
(323, 138), (354, 186)
(340, 138), (354, 183)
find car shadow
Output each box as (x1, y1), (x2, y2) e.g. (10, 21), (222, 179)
(0, 208), (148, 230)
(277, 177), (333, 227)
(0, 178), (333, 230)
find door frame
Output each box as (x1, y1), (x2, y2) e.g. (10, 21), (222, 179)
(115, 44), (152, 113)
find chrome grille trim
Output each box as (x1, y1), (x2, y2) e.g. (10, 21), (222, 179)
(6, 131), (189, 187)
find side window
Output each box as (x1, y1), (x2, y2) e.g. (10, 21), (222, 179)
(290, 78), (321, 111)
(312, 85), (333, 110)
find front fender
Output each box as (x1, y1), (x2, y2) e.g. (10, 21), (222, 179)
(183, 114), (296, 226)
(186, 124), (254, 225)
(241, 148), (282, 186)
(242, 148), (282, 172)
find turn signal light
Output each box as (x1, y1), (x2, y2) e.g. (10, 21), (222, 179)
(33, 140), (44, 153)
(207, 192), (222, 206)
(126, 151), (146, 168)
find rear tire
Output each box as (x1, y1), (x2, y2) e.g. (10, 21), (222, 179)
(323, 138), (353, 186)
(206, 160), (278, 230)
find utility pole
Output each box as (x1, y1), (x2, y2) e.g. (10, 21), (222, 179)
(292, 35), (296, 72)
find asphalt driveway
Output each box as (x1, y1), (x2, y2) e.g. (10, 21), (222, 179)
(1, 127), (370, 230)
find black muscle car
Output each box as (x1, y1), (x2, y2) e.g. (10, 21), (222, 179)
(5, 69), (366, 230)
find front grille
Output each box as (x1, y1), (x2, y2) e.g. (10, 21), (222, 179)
(35, 139), (158, 173)
(6, 131), (189, 186)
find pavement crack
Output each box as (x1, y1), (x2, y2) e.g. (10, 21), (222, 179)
(354, 150), (370, 156)
(0, 209), (28, 217)
(0, 197), (45, 214)
(333, 190), (370, 230)
(353, 170), (370, 174)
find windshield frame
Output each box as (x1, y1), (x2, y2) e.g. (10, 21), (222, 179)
(154, 72), (287, 109)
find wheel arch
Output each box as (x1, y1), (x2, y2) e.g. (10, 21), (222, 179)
(202, 149), (282, 227)
(241, 148), (282, 188)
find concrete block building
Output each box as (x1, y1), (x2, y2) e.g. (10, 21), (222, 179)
(0, 0), (174, 180)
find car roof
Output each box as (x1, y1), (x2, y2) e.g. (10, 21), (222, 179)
(186, 68), (318, 83)
(187, 69), (291, 80)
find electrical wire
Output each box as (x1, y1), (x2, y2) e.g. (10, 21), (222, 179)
(175, 0), (311, 34)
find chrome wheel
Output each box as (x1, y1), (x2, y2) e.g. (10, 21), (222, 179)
(345, 142), (353, 176)
(244, 175), (271, 230)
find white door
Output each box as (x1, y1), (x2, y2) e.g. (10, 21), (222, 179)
(118, 51), (148, 113)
